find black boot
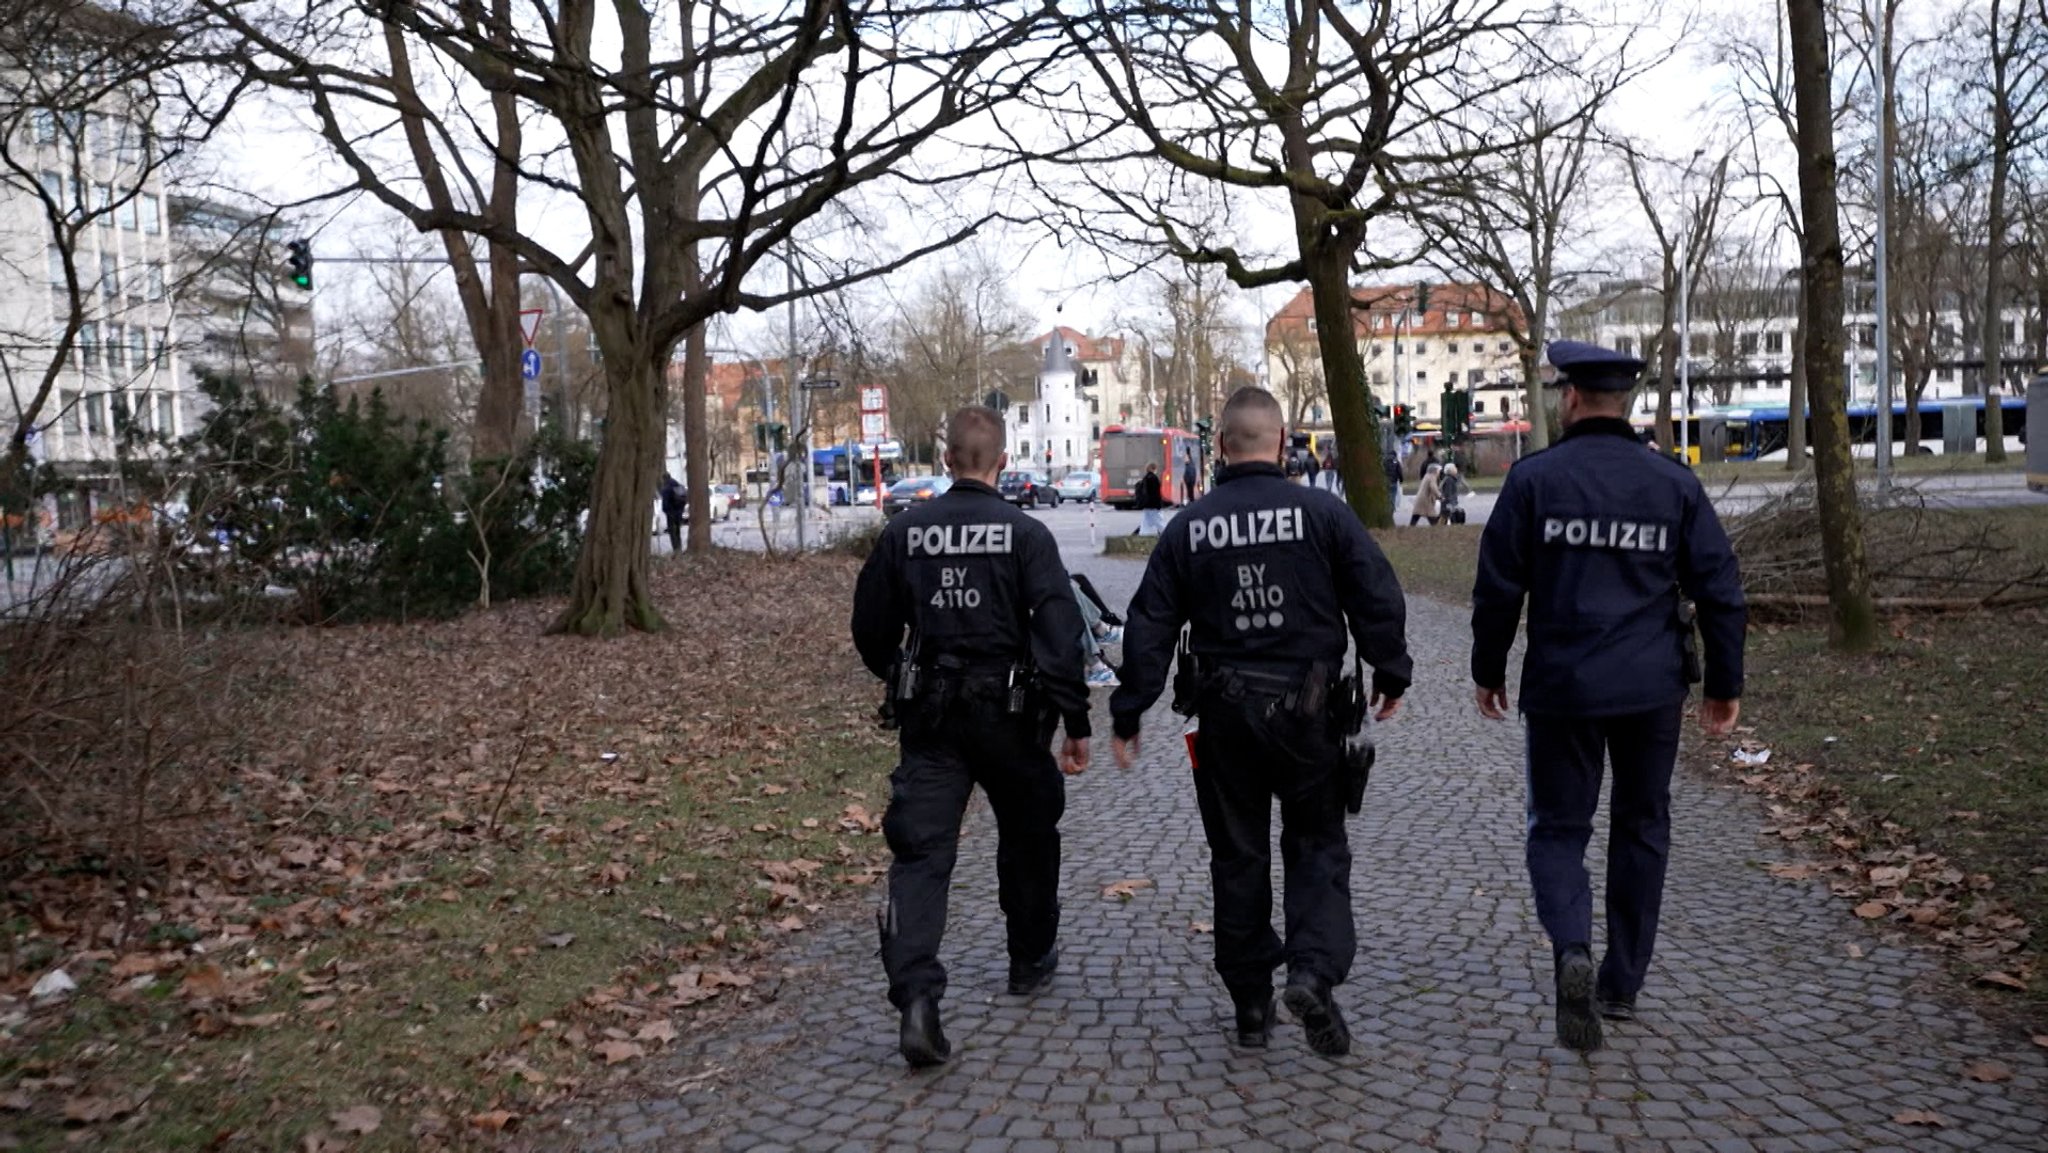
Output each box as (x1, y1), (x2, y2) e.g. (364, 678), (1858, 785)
(1598, 990), (1637, 1022)
(1232, 990), (1273, 1048)
(1007, 948), (1059, 996)
(1281, 972), (1351, 1057)
(1555, 946), (1602, 1052)
(899, 997), (950, 1069)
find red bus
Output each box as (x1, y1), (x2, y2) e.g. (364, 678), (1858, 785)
(1100, 425), (1204, 509)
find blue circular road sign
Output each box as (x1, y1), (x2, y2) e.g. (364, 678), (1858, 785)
(521, 349), (542, 380)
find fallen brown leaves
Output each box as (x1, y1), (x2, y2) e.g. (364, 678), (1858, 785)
(1727, 750), (2036, 1000)
(0, 552), (895, 1148)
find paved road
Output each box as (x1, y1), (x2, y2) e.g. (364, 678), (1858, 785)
(545, 524), (2047, 1152)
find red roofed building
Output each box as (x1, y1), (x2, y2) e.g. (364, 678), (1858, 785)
(1265, 282), (1528, 425)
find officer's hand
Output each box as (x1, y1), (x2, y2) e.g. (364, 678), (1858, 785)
(1699, 698), (1740, 737)
(1112, 734), (1139, 770)
(1370, 692), (1401, 722)
(1475, 685), (1510, 720)
(1059, 737), (1090, 776)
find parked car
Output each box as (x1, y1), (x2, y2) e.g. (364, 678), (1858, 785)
(998, 468), (1060, 508)
(1053, 469), (1100, 504)
(714, 483), (744, 510)
(882, 475), (952, 517)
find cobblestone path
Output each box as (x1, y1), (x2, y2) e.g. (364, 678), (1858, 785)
(548, 546), (2047, 1152)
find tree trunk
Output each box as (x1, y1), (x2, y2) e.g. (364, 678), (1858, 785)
(1789, 0), (1878, 652)
(1654, 275), (1678, 451)
(680, 170), (712, 552)
(1304, 228), (1390, 527)
(1525, 299), (1551, 453)
(552, 348), (667, 635)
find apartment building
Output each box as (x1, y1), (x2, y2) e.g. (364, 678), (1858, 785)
(1265, 282), (1524, 424)
(1, 8), (184, 529)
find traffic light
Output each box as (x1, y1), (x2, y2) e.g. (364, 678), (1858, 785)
(753, 421), (787, 453)
(1393, 404), (1412, 436)
(1194, 416), (1214, 459)
(1440, 389), (1469, 441)
(285, 239), (313, 290)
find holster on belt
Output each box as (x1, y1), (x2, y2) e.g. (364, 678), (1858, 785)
(1676, 599), (1702, 686)
(1327, 659), (1374, 815)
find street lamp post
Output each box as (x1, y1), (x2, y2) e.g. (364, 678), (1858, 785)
(1871, 0), (1894, 485)
(1679, 243), (1692, 464)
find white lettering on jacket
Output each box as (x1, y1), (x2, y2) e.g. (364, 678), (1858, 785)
(1541, 517), (1669, 553)
(906, 523), (1013, 556)
(1186, 507), (1305, 553)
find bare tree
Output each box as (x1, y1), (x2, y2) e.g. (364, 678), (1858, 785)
(1266, 320), (1327, 430)
(1412, 87), (1618, 452)
(212, 0), (1055, 634)
(1621, 141), (1735, 453)
(1144, 262), (1243, 431)
(1788, 0), (1878, 651)
(1970, 0), (2048, 461)
(1040, 1), (1623, 527)
(875, 251), (1033, 466)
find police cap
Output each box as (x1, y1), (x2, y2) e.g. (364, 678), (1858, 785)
(1545, 339), (1645, 391)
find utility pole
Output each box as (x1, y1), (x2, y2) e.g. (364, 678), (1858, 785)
(787, 248), (805, 551)
(1679, 236), (1693, 464)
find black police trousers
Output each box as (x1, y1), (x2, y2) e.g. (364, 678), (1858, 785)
(881, 694), (1065, 1009)
(1190, 689), (1354, 1001)
(1523, 703), (1683, 1003)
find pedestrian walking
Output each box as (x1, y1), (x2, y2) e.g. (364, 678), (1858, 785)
(1409, 463), (1443, 526)
(1470, 339), (1747, 1053)
(1303, 450), (1320, 486)
(1110, 386), (1411, 1056)
(1183, 457), (1199, 503)
(1133, 461), (1166, 536)
(658, 472), (686, 555)
(1438, 462), (1465, 525)
(850, 406), (1093, 1069)
(1381, 450), (1403, 507)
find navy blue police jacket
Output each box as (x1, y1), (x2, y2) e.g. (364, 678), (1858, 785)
(1109, 461), (1413, 740)
(850, 478), (1091, 739)
(1471, 417), (1746, 716)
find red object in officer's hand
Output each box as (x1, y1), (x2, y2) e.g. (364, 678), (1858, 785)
(1183, 720), (1200, 771)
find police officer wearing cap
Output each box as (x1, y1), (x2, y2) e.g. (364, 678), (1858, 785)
(1111, 386), (1411, 1056)
(851, 405), (1093, 1069)
(1470, 339), (1746, 1052)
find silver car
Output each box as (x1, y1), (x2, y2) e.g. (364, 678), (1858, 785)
(1053, 469), (1100, 504)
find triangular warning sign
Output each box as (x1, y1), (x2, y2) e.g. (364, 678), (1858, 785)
(519, 308), (544, 348)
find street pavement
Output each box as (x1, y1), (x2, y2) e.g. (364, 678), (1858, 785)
(545, 507), (2048, 1152)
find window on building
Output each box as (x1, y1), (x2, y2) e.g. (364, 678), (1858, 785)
(1020, 440), (1031, 457)
(111, 392), (130, 431)
(1392, 340), (1403, 354)
(47, 244), (66, 289)
(1473, 398), (1487, 414)
(1064, 439), (1072, 458)
(1765, 330), (1785, 354)
(1740, 331), (1760, 355)
(116, 194), (137, 231)
(1615, 336), (1634, 356)
(100, 253), (119, 308)
(31, 110), (58, 145)
(128, 326), (146, 369)
(85, 393), (105, 434)
(1372, 314), (1386, 331)
(1415, 370), (1427, 385)
(1448, 313), (1463, 328)
(104, 324), (125, 371)
(1091, 424), (1100, 441)
(1497, 340), (1510, 353)
(77, 321), (98, 371)
(140, 194), (161, 235)
(155, 393), (174, 434)
(39, 170), (62, 208)
(1446, 342), (1459, 354)
(154, 327), (170, 366)
(2004, 319), (2018, 345)
(60, 390), (81, 435)
(1470, 310), (1484, 326)
(93, 182), (111, 221)
(1468, 368), (1485, 386)
(1414, 342), (1428, 355)
(1687, 333), (1706, 356)
(1936, 364), (1953, 382)
(1370, 370), (1385, 386)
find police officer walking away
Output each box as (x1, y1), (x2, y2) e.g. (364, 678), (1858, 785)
(850, 406), (1093, 1069)
(1110, 387), (1411, 1056)
(1470, 339), (1746, 1053)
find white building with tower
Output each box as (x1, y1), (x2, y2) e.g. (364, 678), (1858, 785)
(1007, 331), (1094, 475)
